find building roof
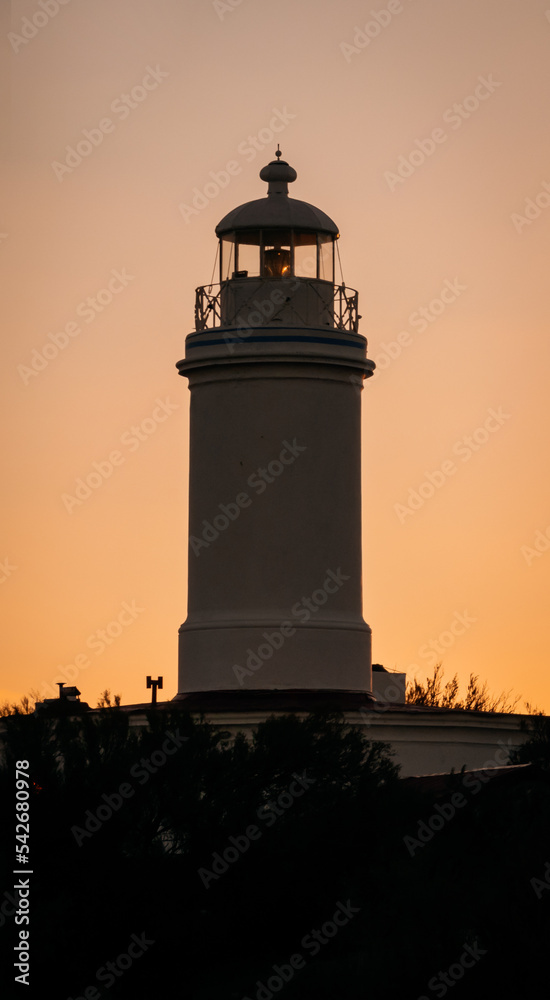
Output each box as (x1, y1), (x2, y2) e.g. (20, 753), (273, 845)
(215, 153), (339, 236)
(215, 196), (339, 237)
(400, 763), (545, 794)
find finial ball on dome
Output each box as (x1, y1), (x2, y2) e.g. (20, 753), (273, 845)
(259, 149), (297, 186)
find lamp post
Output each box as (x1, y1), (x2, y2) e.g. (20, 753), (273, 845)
(146, 676), (163, 705)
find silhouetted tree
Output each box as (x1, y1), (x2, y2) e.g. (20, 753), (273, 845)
(96, 689), (122, 708)
(1, 707), (549, 997)
(407, 662), (520, 712)
(0, 691), (38, 716)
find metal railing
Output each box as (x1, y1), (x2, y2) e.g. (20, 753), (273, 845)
(195, 284), (222, 331)
(194, 279), (360, 334)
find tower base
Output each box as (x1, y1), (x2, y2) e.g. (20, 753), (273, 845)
(178, 618), (372, 695)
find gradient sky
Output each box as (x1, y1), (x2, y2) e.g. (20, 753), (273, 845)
(3, 0), (550, 712)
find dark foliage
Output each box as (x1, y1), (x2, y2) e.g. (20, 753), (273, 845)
(0, 708), (549, 999)
(406, 662), (520, 712)
(509, 713), (550, 770)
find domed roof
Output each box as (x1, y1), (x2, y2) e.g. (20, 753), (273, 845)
(215, 151), (339, 237)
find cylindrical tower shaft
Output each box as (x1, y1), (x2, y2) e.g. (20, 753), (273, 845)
(176, 153), (375, 697)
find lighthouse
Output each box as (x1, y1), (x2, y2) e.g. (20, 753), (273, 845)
(176, 151), (375, 705)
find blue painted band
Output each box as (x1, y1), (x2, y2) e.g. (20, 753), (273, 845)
(186, 335), (363, 350)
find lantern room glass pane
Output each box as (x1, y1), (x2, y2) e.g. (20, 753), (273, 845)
(318, 235), (334, 281)
(236, 235), (260, 277)
(293, 232), (317, 277)
(263, 229), (291, 278)
(221, 236), (235, 281)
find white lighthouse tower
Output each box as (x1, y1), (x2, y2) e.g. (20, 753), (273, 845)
(176, 151), (375, 708)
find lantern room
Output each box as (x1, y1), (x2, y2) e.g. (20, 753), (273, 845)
(216, 149), (337, 281)
(195, 149), (359, 333)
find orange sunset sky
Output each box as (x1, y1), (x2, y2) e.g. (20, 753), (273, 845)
(2, 0), (550, 712)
